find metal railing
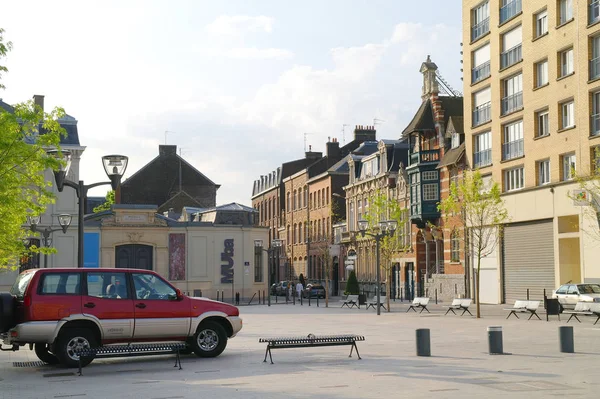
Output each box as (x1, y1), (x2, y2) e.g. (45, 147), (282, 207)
(472, 61), (491, 83)
(501, 92), (523, 115)
(500, 0), (522, 24)
(473, 102), (491, 126)
(591, 113), (600, 136)
(590, 0), (600, 25)
(590, 56), (600, 80)
(471, 17), (490, 41)
(473, 149), (492, 168)
(500, 44), (522, 69)
(409, 149), (440, 166)
(502, 139), (524, 161)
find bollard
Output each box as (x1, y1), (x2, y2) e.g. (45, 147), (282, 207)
(317, 295), (319, 307)
(309, 296), (311, 306)
(300, 294), (303, 306)
(435, 289), (438, 305)
(416, 329), (431, 357)
(487, 326), (503, 354)
(293, 291), (296, 305)
(559, 326), (574, 353)
(527, 289), (530, 300)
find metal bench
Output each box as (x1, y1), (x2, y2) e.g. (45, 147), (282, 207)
(444, 298), (473, 316)
(366, 296), (387, 311)
(505, 300), (541, 320)
(340, 294), (359, 309)
(407, 297), (430, 313)
(76, 343), (186, 376)
(564, 302), (600, 324)
(258, 334), (364, 364)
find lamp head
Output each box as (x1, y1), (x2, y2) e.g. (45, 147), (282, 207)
(387, 220), (398, 237)
(357, 219), (368, 237)
(46, 149), (72, 192)
(102, 155), (128, 190)
(28, 215), (41, 229)
(57, 214), (72, 233)
(271, 238), (282, 248)
(254, 239), (263, 248)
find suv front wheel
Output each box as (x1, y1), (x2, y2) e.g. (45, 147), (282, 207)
(55, 328), (97, 368)
(191, 321), (227, 358)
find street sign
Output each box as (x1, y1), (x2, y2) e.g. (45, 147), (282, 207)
(344, 260), (354, 265)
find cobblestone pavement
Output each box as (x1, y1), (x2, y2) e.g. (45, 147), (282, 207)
(1, 301), (599, 399)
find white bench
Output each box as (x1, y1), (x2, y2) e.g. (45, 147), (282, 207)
(565, 302), (600, 324)
(444, 298), (473, 316)
(505, 300), (541, 320)
(407, 297), (430, 313)
(366, 296), (387, 311)
(340, 294), (359, 309)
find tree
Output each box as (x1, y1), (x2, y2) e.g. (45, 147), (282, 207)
(0, 29), (11, 90)
(93, 190), (115, 213)
(572, 147), (600, 241)
(345, 270), (359, 295)
(363, 189), (410, 312)
(438, 170), (508, 318)
(0, 29), (66, 268)
(315, 233), (333, 307)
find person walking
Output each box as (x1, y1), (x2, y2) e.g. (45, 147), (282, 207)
(296, 281), (303, 299)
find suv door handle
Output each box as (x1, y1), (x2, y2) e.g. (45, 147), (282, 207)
(84, 302), (96, 308)
(135, 303), (147, 309)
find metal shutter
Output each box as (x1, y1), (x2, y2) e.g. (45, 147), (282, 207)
(502, 220), (555, 304)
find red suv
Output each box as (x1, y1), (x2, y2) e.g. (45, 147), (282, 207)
(0, 268), (242, 368)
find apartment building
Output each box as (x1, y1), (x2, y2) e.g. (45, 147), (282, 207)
(463, 0), (600, 304)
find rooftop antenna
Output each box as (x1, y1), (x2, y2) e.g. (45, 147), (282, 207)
(164, 130), (176, 145)
(341, 124), (349, 145)
(178, 147), (190, 193)
(304, 133), (314, 152)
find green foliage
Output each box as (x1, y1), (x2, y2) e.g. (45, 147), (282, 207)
(93, 190), (115, 213)
(345, 270), (359, 295)
(571, 147), (600, 241)
(0, 28), (12, 90)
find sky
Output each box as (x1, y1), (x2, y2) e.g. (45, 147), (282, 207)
(0, 0), (462, 205)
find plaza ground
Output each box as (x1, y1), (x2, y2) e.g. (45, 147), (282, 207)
(0, 300), (599, 398)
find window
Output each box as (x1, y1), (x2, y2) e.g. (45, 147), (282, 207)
(504, 167), (524, 191)
(472, 1), (490, 41)
(502, 120), (524, 160)
(560, 100), (575, 129)
(472, 43), (491, 83)
(535, 9), (548, 37)
(473, 131), (492, 168)
(286, 192), (291, 211)
(39, 273), (81, 295)
(502, 73), (523, 115)
(592, 147), (600, 174)
(537, 159), (550, 185)
(559, 48), (574, 77)
(326, 187), (329, 204)
(559, 0), (573, 25)
(591, 0), (600, 24)
(473, 87), (491, 126)
(561, 153), (576, 181)
(500, 0), (522, 25)
(87, 272), (129, 299)
(501, 25), (522, 69)
(591, 35), (600, 80)
(535, 59), (548, 87)
(450, 231), (460, 262)
(423, 183), (439, 201)
(592, 91), (600, 136)
(422, 171), (438, 181)
(254, 249), (262, 283)
(349, 202), (355, 231)
(451, 132), (460, 148)
(132, 273), (176, 300)
(480, 174), (493, 194)
(536, 110), (549, 137)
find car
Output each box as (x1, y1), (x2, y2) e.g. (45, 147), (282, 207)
(272, 281), (290, 296)
(552, 283), (600, 310)
(0, 268), (242, 368)
(302, 284), (325, 299)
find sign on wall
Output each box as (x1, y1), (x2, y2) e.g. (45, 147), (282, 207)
(221, 239), (234, 283)
(169, 233), (186, 280)
(83, 232), (99, 268)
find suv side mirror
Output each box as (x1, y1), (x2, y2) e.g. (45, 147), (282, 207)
(176, 288), (184, 301)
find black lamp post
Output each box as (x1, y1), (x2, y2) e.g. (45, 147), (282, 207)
(47, 150), (128, 268)
(254, 238), (282, 306)
(357, 219), (398, 315)
(27, 214), (72, 268)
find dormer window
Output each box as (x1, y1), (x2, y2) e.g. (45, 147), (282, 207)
(451, 132), (460, 149)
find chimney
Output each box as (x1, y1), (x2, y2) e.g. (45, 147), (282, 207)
(33, 94), (44, 111)
(354, 125), (376, 142)
(420, 55), (439, 101)
(326, 138), (340, 158)
(305, 145), (323, 161)
(159, 144), (177, 157)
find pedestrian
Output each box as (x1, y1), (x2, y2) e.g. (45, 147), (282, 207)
(288, 281), (293, 300)
(296, 280), (303, 299)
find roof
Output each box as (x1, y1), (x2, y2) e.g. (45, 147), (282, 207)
(401, 96), (464, 138)
(446, 116), (464, 138)
(195, 202), (257, 214)
(437, 143), (465, 169)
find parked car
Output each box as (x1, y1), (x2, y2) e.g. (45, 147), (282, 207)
(552, 283), (600, 310)
(303, 284), (325, 299)
(0, 268), (242, 368)
(272, 281), (290, 296)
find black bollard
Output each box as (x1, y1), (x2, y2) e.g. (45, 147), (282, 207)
(487, 326), (503, 354)
(317, 295), (319, 307)
(559, 326), (574, 353)
(416, 329), (431, 356)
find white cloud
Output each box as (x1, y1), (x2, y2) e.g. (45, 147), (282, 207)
(205, 15), (274, 36)
(204, 47), (294, 60)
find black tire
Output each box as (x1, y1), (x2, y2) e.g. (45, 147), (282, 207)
(0, 293), (15, 333)
(34, 343), (59, 365)
(54, 328), (97, 368)
(191, 321), (227, 358)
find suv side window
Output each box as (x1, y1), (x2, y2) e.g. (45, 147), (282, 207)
(87, 272), (129, 299)
(132, 273), (176, 300)
(39, 273), (81, 295)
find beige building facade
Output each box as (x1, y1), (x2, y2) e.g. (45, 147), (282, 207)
(463, 0), (600, 303)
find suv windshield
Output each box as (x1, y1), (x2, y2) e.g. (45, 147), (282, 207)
(578, 284), (600, 294)
(10, 272), (34, 299)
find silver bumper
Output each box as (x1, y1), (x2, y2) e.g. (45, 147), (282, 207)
(2, 321), (58, 345)
(227, 316), (243, 337)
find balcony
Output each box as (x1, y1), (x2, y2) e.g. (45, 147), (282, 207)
(592, 113), (600, 136)
(472, 61), (491, 83)
(502, 139), (524, 161)
(473, 102), (491, 126)
(500, 0), (522, 24)
(473, 149), (492, 168)
(591, 56), (600, 80)
(500, 44), (522, 69)
(501, 92), (523, 115)
(590, 0), (600, 25)
(471, 17), (490, 42)
(409, 149), (440, 166)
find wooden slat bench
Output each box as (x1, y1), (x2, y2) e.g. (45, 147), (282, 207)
(444, 298), (473, 316)
(505, 300), (541, 320)
(407, 297), (430, 313)
(76, 343), (185, 376)
(366, 296), (387, 311)
(258, 334), (364, 364)
(340, 295), (359, 309)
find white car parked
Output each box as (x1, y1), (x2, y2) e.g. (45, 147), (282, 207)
(552, 283), (600, 310)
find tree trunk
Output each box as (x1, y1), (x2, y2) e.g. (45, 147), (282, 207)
(476, 252), (481, 318)
(325, 274), (329, 307)
(386, 267), (391, 312)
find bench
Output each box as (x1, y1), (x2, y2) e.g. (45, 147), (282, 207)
(76, 343), (185, 376)
(258, 334), (364, 364)
(444, 298), (473, 316)
(564, 302), (600, 324)
(407, 297), (430, 313)
(505, 300), (541, 320)
(366, 296), (387, 311)
(340, 294), (359, 309)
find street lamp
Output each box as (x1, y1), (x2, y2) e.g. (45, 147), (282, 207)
(47, 149), (128, 268)
(27, 214), (72, 268)
(254, 238), (282, 306)
(357, 219), (398, 315)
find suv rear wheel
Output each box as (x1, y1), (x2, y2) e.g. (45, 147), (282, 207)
(34, 343), (59, 365)
(0, 293), (15, 333)
(55, 328), (97, 368)
(191, 321), (227, 358)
